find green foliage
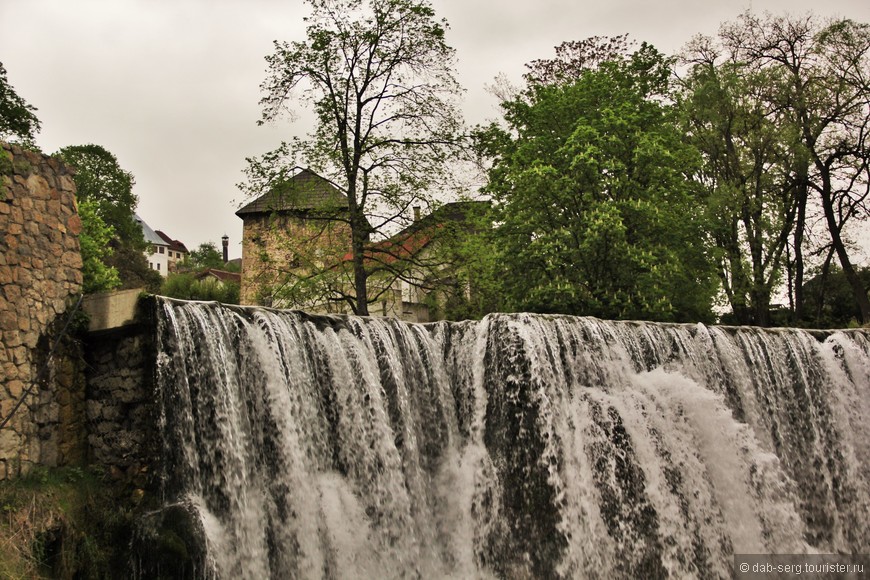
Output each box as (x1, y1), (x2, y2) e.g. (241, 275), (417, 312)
(478, 42), (717, 322)
(0, 467), (138, 579)
(422, 202), (505, 320)
(161, 273), (240, 304)
(78, 200), (121, 294)
(105, 244), (163, 293)
(801, 266), (870, 328)
(679, 12), (870, 325)
(180, 242), (225, 271)
(55, 144), (142, 248)
(0, 61), (41, 147)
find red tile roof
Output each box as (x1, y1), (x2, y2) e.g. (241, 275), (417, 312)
(155, 230), (189, 254)
(196, 269), (241, 284)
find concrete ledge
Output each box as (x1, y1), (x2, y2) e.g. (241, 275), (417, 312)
(82, 288), (145, 333)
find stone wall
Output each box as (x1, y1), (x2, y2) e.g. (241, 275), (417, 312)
(239, 212), (352, 308)
(0, 141), (84, 479)
(85, 321), (156, 487)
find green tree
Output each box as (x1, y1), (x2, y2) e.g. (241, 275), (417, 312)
(55, 144), (141, 246)
(678, 40), (801, 326)
(245, 0), (464, 315)
(105, 244), (162, 293)
(802, 265), (870, 328)
(55, 144), (158, 292)
(0, 61), (41, 146)
(477, 42), (717, 322)
(180, 242), (226, 271)
(77, 200), (121, 293)
(683, 12), (870, 324)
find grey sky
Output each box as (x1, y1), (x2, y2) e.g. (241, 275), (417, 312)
(2, 0), (868, 260)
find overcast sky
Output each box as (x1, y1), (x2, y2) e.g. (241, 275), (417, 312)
(2, 0), (868, 260)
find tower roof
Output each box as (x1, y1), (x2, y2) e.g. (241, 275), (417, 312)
(235, 168), (348, 217)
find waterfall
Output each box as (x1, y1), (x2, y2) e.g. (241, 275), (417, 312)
(152, 298), (870, 579)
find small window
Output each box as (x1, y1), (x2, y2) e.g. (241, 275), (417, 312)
(159, 246), (165, 254)
(157, 263), (161, 271)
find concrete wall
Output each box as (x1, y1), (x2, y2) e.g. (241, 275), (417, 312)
(0, 141), (84, 479)
(82, 288), (142, 332)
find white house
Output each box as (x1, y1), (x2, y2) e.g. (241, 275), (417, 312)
(135, 214), (188, 277)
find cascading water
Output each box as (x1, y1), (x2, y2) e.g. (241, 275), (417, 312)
(152, 297), (870, 579)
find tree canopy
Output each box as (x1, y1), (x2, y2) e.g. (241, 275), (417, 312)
(55, 144), (153, 293)
(77, 200), (121, 293)
(0, 61), (41, 147)
(475, 42), (718, 322)
(55, 144), (141, 246)
(181, 242), (227, 271)
(679, 12), (870, 324)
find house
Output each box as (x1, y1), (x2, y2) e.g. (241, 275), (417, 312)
(195, 268), (242, 285)
(363, 200), (490, 321)
(155, 230), (189, 271)
(235, 167), (487, 321)
(135, 214), (188, 277)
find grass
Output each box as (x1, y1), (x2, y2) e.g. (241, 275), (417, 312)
(0, 466), (137, 579)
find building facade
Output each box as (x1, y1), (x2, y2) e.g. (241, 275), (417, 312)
(236, 168), (486, 321)
(135, 214), (188, 277)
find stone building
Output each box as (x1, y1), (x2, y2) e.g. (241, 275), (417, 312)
(236, 168), (354, 309)
(236, 166), (487, 321)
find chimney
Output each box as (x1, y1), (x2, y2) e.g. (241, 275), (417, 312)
(413, 206), (421, 222)
(222, 234), (229, 263)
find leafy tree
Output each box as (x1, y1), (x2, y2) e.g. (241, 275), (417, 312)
(181, 242), (226, 271)
(477, 42), (717, 322)
(244, 0), (464, 315)
(77, 200), (121, 293)
(801, 265), (870, 328)
(55, 144), (158, 292)
(683, 12), (870, 324)
(0, 61), (41, 146)
(55, 144), (142, 247)
(105, 243), (163, 293)
(678, 38), (801, 326)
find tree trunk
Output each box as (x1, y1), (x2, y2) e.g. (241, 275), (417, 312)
(791, 170), (809, 321)
(819, 180), (870, 323)
(350, 210), (369, 316)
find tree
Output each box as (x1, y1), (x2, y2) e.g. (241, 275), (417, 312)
(245, 0), (464, 315)
(181, 242), (226, 271)
(678, 37), (802, 326)
(685, 12), (870, 324)
(0, 61), (41, 146)
(54, 144), (160, 292)
(801, 265), (870, 328)
(477, 42), (717, 322)
(734, 13), (870, 323)
(161, 273), (240, 304)
(77, 200), (121, 293)
(55, 144), (141, 246)
(105, 243), (163, 293)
